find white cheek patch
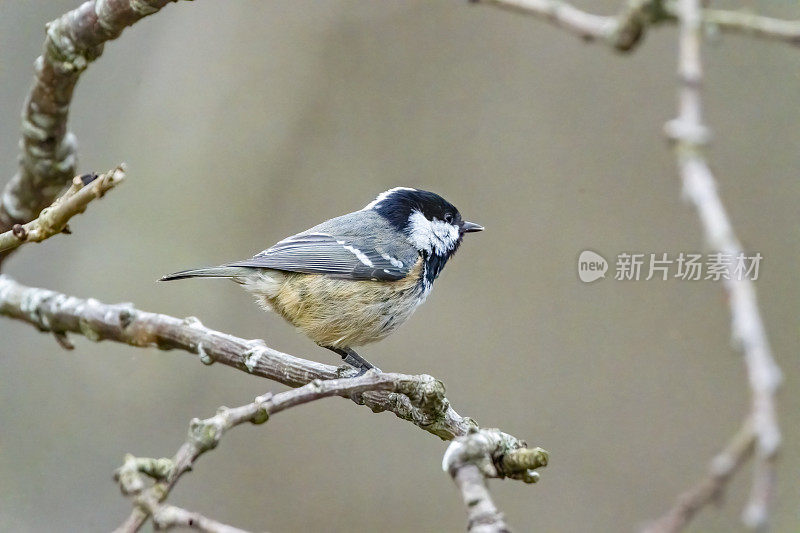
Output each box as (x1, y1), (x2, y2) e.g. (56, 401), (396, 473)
(407, 211), (459, 255)
(432, 219), (459, 249)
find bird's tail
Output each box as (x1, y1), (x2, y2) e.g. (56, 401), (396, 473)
(158, 266), (254, 282)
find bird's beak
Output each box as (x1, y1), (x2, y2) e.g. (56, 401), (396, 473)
(461, 221), (484, 233)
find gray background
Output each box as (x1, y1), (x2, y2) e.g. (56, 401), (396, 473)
(1, 1), (798, 531)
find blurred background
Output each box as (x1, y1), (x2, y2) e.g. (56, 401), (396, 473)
(0, 1), (798, 531)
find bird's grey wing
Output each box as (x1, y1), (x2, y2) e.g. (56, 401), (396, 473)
(226, 231), (418, 281)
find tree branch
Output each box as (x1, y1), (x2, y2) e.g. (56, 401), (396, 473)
(442, 428), (549, 532)
(0, 277), (546, 531)
(0, 275), (483, 440)
(664, 2), (800, 46)
(450, 464), (510, 533)
(151, 505), (249, 533)
(642, 420), (756, 533)
(650, 0), (783, 530)
(133, 499), (249, 533)
(0, 165), (124, 253)
(0, 0), (184, 265)
(474, 0), (800, 50)
(114, 372), (435, 532)
(472, 0), (620, 45)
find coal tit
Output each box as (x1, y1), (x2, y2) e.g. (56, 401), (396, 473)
(160, 187), (483, 373)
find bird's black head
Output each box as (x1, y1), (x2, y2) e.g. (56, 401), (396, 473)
(363, 187), (483, 282)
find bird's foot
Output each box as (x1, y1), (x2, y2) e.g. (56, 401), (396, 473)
(352, 364), (381, 376)
(326, 346), (381, 375)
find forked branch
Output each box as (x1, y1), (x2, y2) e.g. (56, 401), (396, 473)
(474, 0), (800, 51)
(114, 372), (438, 532)
(647, 0), (783, 529)
(0, 275), (481, 441)
(443, 428), (549, 532)
(0, 0), (185, 264)
(0, 166), (125, 254)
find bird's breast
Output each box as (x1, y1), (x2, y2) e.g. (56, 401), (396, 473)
(243, 257), (428, 348)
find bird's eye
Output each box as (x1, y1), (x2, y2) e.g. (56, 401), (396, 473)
(444, 213), (453, 224)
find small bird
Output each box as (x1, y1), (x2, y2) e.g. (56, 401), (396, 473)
(160, 187), (483, 373)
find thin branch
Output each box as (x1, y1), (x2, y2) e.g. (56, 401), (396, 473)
(0, 0), (184, 264)
(0, 165), (125, 253)
(475, 0), (800, 50)
(642, 420), (756, 533)
(474, 0), (676, 50)
(0, 275), (479, 440)
(442, 428), (549, 532)
(472, 0), (619, 44)
(115, 454), (249, 533)
(114, 372), (444, 532)
(472, 0), (671, 51)
(664, 2), (800, 46)
(450, 464), (509, 533)
(138, 500), (249, 533)
(650, 0), (782, 530)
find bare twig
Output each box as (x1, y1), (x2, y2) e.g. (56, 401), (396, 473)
(664, 2), (800, 46)
(472, 0), (672, 50)
(642, 420), (756, 533)
(0, 0), (184, 265)
(647, 0), (783, 530)
(143, 502), (250, 533)
(0, 275), (481, 440)
(114, 372), (448, 532)
(442, 428), (549, 532)
(472, 0), (619, 44)
(114, 453), (249, 533)
(0, 165), (125, 253)
(450, 464), (510, 533)
(475, 0), (800, 50)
